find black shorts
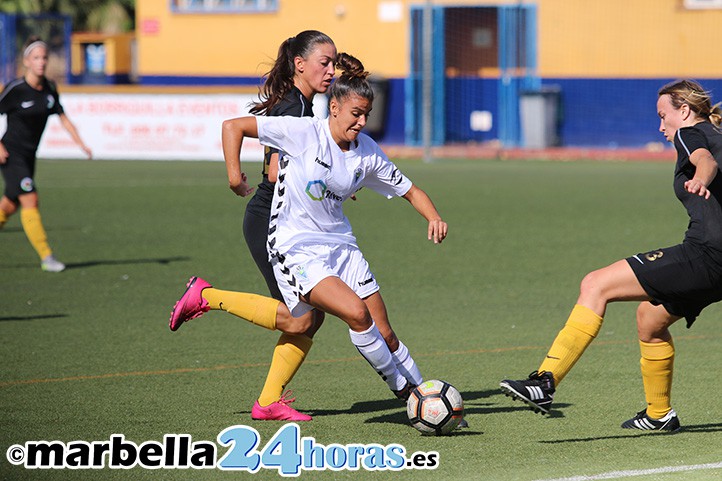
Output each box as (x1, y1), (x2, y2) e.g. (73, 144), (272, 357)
(243, 200), (283, 302)
(627, 243), (722, 327)
(1, 150), (37, 201)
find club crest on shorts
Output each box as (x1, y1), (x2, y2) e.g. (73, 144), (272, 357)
(20, 177), (34, 192)
(294, 265), (308, 282)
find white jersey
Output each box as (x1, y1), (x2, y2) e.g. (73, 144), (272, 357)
(256, 115), (412, 256)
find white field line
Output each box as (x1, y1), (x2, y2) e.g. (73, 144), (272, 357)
(534, 461), (722, 481)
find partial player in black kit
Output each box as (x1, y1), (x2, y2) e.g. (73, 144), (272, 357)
(240, 31), (337, 421)
(0, 36), (92, 272)
(501, 79), (722, 433)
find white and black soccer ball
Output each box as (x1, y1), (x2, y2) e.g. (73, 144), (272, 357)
(406, 379), (464, 436)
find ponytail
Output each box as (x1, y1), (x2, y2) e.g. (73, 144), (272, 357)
(709, 103), (722, 128)
(251, 30), (334, 115)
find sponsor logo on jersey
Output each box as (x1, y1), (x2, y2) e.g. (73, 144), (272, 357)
(354, 167), (363, 183)
(20, 177), (34, 192)
(305, 180), (343, 202)
(46, 95), (55, 109)
(324, 189), (342, 201)
(305, 180), (327, 201)
(314, 157), (330, 169)
(21, 100), (34, 109)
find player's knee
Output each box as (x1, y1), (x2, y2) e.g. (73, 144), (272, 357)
(276, 305), (311, 334)
(18, 193), (39, 209)
(636, 303), (667, 341)
(343, 303), (372, 331)
(284, 317), (313, 335)
(579, 270), (607, 303)
(1, 201), (18, 216)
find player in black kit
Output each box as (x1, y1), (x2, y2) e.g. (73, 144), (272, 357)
(0, 36), (92, 272)
(500, 79), (722, 433)
(240, 31), (337, 420)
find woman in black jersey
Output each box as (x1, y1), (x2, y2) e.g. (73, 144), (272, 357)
(501, 79), (722, 433)
(241, 31), (336, 421)
(0, 36), (91, 272)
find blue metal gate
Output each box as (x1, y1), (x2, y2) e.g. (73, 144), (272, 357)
(406, 3), (538, 147)
(0, 13), (72, 87)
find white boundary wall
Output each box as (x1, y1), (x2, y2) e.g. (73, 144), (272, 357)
(1, 92), (327, 161)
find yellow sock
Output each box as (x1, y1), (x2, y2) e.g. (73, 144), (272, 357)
(538, 304), (603, 386)
(258, 333), (313, 406)
(202, 288), (279, 330)
(0, 209), (8, 229)
(640, 339), (674, 419)
(20, 207), (52, 259)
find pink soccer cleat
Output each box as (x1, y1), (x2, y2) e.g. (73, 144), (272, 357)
(169, 276), (212, 331)
(251, 391), (312, 421)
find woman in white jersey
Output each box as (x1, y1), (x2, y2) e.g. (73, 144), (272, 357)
(169, 53), (447, 414)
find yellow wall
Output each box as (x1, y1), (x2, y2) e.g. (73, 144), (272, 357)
(136, 0), (404, 78)
(136, 0), (722, 80)
(538, 0), (722, 78)
(136, 0), (521, 79)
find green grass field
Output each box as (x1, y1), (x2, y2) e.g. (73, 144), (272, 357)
(2, 158), (721, 480)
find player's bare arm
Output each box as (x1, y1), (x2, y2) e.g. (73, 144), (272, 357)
(59, 113), (92, 159)
(402, 184), (447, 244)
(221, 116), (260, 197)
(685, 148), (717, 199)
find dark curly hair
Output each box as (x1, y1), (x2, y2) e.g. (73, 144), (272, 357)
(328, 52), (374, 104)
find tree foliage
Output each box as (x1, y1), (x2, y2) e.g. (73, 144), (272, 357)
(0, 0), (135, 33)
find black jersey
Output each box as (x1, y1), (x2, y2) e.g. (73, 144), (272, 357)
(673, 122), (722, 257)
(0, 78), (64, 154)
(247, 86), (314, 214)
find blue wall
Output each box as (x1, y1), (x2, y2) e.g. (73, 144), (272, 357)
(445, 78), (498, 143)
(131, 75), (722, 149)
(378, 77), (722, 148)
(546, 78), (664, 148)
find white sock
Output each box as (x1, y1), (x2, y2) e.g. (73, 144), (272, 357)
(391, 341), (423, 386)
(349, 321), (406, 391)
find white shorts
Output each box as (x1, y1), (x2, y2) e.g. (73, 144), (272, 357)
(271, 243), (380, 317)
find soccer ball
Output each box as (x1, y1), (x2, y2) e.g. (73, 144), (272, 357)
(406, 379), (464, 436)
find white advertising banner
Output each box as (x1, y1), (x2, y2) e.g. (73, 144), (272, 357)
(32, 93), (264, 161)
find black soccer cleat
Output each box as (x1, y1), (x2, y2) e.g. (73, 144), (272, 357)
(621, 408), (681, 433)
(393, 381), (416, 402)
(500, 370), (556, 415)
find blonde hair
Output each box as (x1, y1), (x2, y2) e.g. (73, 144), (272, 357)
(658, 79), (722, 127)
(23, 35), (47, 58)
